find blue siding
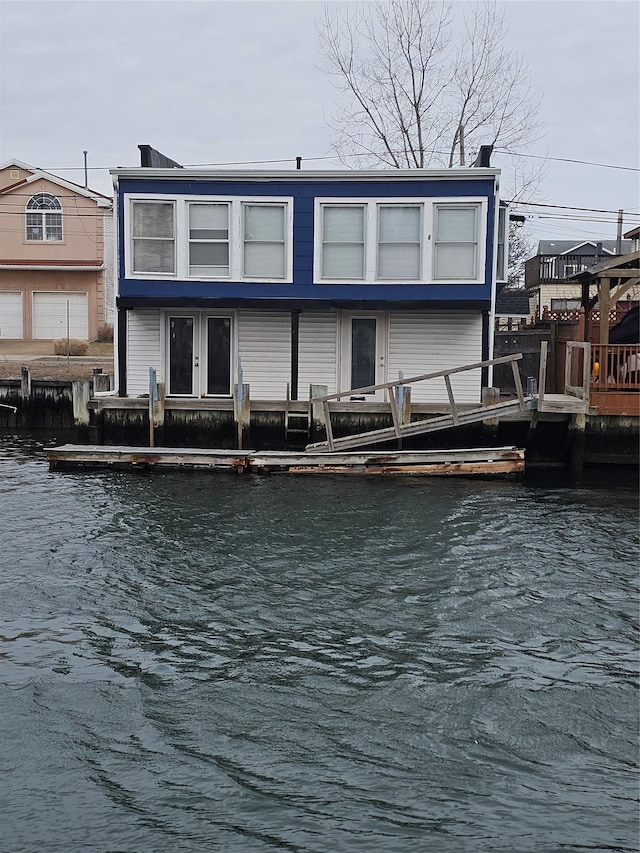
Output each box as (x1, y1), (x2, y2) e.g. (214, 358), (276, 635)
(117, 176), (496, 306)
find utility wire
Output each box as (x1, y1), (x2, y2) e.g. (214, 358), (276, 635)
(25, 147), (640, 174)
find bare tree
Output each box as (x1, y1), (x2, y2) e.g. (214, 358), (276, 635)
(317, 0), (544, 192)
(507, 221), (536, 287)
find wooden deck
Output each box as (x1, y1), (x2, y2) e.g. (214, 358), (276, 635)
(47, 445), (525, 477)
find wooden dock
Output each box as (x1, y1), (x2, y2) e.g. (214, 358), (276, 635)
(47, 445), (525, 477)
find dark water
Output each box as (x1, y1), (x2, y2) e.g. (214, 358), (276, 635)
(0, 433), (638, 853)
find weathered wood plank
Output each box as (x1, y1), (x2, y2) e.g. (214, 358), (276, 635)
(47, 444), (525, 477)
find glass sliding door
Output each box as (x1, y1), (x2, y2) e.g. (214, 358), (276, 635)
(168, 316), (194, 395)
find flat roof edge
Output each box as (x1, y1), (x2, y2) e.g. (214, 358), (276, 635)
(110, 167), (500, 182)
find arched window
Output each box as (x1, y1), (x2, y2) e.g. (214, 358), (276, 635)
(26, 193), (62, 241)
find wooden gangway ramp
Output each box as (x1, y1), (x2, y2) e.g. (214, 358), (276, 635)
(306, 346), (590, 453)
(47, 445), (525, 477)
(307, 354), (537, 453)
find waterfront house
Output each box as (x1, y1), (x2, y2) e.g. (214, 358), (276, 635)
(111, 151), (508, 421)
(0, 159), (113, 341)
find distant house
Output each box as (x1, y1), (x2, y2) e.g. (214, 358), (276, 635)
(0, 159), (113, 341)
(110, 153), (508, 413)
(524, 239), (634, 316)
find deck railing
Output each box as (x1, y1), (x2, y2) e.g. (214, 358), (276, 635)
(525, 253), (604, 288)
(590, 344), (640, 391)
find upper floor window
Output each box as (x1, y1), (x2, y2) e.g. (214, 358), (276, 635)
(26, 193), (62, 241)
(126, 195), (292, 281)
(433, 205), (478, 280)
(378, 205), (421, 279)
(316, 198), (485, 284)
(189, 203), (229, 277)
(243, 203), (286, 278)
(321, 205), (366, 279)
(132, 201), (175, 274)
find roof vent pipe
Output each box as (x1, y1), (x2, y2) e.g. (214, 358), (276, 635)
(473, 145), (493, 168)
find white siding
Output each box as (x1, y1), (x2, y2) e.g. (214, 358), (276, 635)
(237, 310), (291, 400)
(0, 292), (23, 338)
(388, 312), (483, 404)
(33, 292), (88, 340)
(127, 309), (162, 396)
(298, 311), (337, 399)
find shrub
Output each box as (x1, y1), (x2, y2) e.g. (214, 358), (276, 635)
(53, 338), (89, 356)
(96, 323), (114, 343)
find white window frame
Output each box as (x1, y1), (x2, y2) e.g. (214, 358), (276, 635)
(314, 197), (487, 285)
(242, 201), (288, 280)
(432, 203), (482, 281)
(125, 194), (293, 282)
(25, 193), (63, 242)
(187, 201), (231, 279)
(130, 199), (176, 276)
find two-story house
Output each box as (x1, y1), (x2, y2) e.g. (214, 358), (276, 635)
(0, 159), (113, 341)
(111, 158), (507, 417)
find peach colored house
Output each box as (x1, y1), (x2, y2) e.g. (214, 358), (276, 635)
(0, 159), (113, 341)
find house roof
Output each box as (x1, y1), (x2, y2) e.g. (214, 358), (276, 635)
(0, 159), (112, 206)
(110, 166), (501, 183)
(536, 239), (631, 256)
(495, 288), (532, 316)
(623, 225), (640, 240)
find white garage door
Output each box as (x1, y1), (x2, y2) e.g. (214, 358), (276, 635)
(33, 292), (88, 340)
(0, 292), (24, 338)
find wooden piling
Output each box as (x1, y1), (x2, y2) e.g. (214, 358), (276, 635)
(72, 381), (91, 426)
(234, 383), (251, 449)
(310, 384), (328, 442)
(20, 366), (31, 399)
(567, 412), (586, 471)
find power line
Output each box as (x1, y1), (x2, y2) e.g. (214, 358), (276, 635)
(494, 148), (640, 173)
(507, 199), (640, 216)
(23, 146), (640, 174)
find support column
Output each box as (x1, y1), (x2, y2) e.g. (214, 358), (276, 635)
(290, 309), (300, 401)
(117, 307), (128, 397)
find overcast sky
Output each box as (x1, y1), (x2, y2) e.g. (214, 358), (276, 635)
(1, 0), (638, 247)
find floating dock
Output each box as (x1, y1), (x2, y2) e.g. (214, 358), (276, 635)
(47, 445), (525, 477)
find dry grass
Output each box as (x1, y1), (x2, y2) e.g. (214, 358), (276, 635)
(0, 343), (114, 382)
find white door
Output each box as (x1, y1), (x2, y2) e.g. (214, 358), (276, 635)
(340, 312), (387, 400)
(33, 292), (88, 339)
(0, 292), (24, 338)
(167, 314), (233, 397)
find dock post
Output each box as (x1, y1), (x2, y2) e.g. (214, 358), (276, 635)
(310, 384), (328, 442)
(20, 366), (31, 399)
(234, 383), (250, 449)
(401, 386), (412, 425)
(19, 366), (31, 429)
(567, 412), (586, 471)
(72, 380), (91, 427)
(482, 387), (501, 428)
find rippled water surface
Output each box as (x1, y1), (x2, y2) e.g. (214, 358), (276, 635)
(1, 433), (638, 852)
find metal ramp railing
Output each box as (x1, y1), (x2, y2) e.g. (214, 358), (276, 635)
(306, 354), (535, 452)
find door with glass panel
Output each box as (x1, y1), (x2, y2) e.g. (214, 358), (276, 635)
(167, 314), (232, 397)
(341, 313), (387, 401)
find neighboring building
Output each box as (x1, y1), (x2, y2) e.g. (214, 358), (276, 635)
(494, 287), (535, 330)
(524, 239), (634, 316)
(623, 225), (640, 252)
(111, 157), (508, 406)
(0, 159), (113, 341)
